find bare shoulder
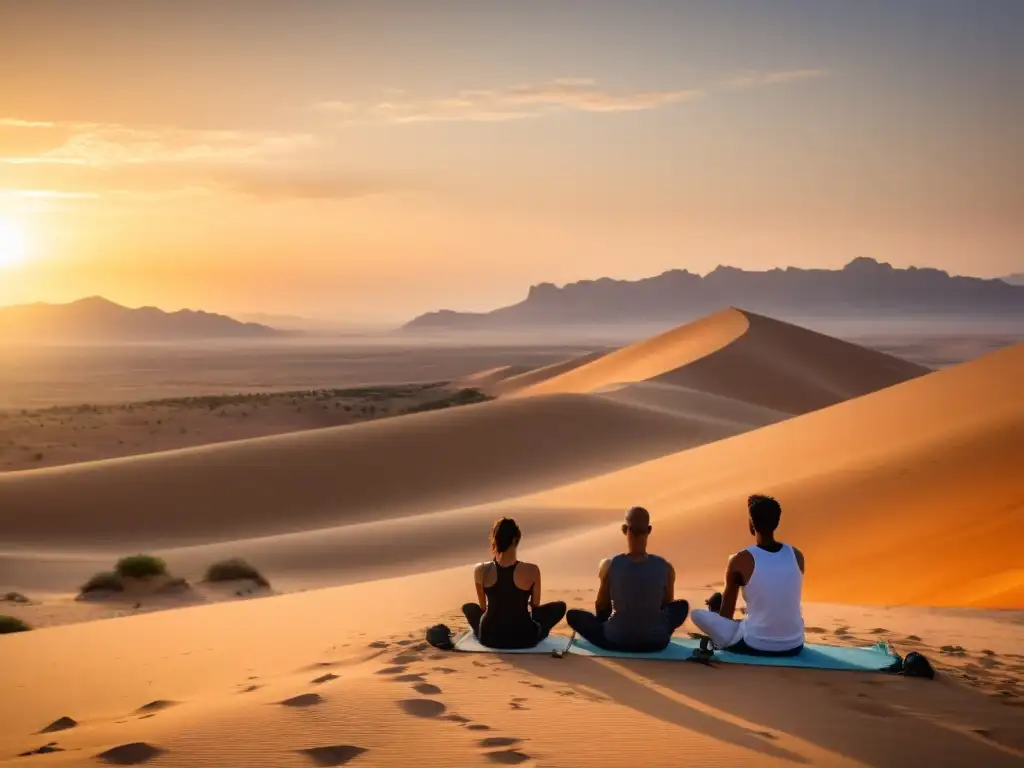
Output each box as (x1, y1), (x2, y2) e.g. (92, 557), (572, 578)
(598, 557), (613, 578)
(520, 561), (541, 577)
(728, 549), (753, 569)
(473, 561), (490, 581)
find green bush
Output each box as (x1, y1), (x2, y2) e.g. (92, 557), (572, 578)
(0, 615), (31, 634)
(204, 558), (270, 588)
(80, 571), (124, 594)
(115, 554), (167, 580)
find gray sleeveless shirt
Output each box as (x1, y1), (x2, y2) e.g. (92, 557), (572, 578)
(603, 553), (670, 647)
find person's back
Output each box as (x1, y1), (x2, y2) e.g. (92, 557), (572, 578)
(478, 560), (536, 648)
(604, 553), (672, 649)
(740, 542), (804, 652)
(690, 494), (806, 656)
(462, 517), (567, 650)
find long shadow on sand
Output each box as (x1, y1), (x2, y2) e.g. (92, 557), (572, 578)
(506, 655), (808, 764)
(508, 655), (1024, 767)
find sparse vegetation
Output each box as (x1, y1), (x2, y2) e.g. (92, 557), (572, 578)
(405, 388), (492, 414)
(80, 571), (125, 594)
(0, 615), (32, 634)
(115, 554), (168, 580)
(2, 591), (30, 604)
(204, 558), (270, 588)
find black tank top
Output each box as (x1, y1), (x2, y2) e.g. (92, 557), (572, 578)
(479, 560), (539, 649)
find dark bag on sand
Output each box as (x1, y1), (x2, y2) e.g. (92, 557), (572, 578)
(900, 651), (935, 679)
(426, 623), (455, 650)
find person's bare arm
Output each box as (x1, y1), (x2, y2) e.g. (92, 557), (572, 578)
(793, 547), (805, 574)
(595, 558), (613, 615)
(719, 551), (752, 620)
(529, 563), (542, 608)
(473, 562), (488, 612)
(663, 561), (676, 607)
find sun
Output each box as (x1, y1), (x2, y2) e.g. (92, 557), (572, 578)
(0, 217), (29, 268)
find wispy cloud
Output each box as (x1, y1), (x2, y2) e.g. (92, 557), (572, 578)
(314, 69), (827, 125)
(315, 78), (705, 124)
(718, 68), (830, 91)
(1, 122), (313, 167)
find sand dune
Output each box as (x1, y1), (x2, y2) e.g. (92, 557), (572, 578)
(488, 351), (606, 395)
(522, 342), (1024, 609)
(2, 315), (1022, 768)
(0, 392), (715, 549)
(519, 308), (928, 415)
(2, 570), (1023, 768)
(1, 308), (940, 601)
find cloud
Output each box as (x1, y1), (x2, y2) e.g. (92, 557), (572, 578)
(0, 120), (357, 201)
(0, 118), (57, 128)
(315, 78), (705, 124)
(718, 68), (830, 91)
(1, 123), (314, 167)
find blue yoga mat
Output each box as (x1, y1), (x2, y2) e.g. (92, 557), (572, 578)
(569, 637), (901, 672)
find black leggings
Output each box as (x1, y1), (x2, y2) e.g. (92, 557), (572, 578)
(462, 601), (567, 649)
(566, 600), (689, 652)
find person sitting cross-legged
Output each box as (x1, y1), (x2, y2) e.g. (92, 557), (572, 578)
(691, 494), (805, 656)
(566, 506), (689, 652)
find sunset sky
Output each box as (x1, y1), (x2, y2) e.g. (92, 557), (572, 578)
(1, 0), (1021, 323)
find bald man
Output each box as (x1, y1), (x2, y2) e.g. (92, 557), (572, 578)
(566, 507), (689, 652)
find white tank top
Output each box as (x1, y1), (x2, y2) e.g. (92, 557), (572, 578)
(740, 543), (805, 652)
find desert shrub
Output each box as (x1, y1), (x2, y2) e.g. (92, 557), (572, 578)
(405, 388), (492, 414)
(2, 591), (30, 604)
(115, 554), (167, 580)
(0, 615), (31, 634)
(80, 571), (124, 594)
(204, 558), (270, 588)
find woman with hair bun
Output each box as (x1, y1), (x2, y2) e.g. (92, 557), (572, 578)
(462, 517), (567, 649)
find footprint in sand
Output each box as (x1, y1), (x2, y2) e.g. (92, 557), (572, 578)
(239, 684), (262, 694)
(396, 639), (413, 646)
(833, 626), (851, 636)
(38, 716), (77, 734)
(133, 700), (178, 716)
(390, 654), (421, 665)
(18, 743), (64, 757)
(279, 693), (325, 708)
(298, 745), (368, 766)
(485, 750), (533, 765)
(467, 724), (492, 731)
(376, 666), (407, 675)
(432, 667), (458, 675)
(398, 699), (446, 718)
(95, 742), (165, 765)
(869, 627), (891, 635)
(368, 641), (388, 649)
(311, 673), (340, 685)
(442, 714), (471, 724)
(392, 673), (425, 683)
(479, 737), (522, 748)
(805, 627), (827, 634)
(905, 635), (923, 642)
(413, 682), (442, 695)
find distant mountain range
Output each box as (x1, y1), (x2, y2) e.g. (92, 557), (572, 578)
(0, 297), (279, 342)
(403, 258), (1024, 332)
(1002, 272), (1024, 286)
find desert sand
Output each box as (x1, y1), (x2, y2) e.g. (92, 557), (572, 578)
(1, 308), (1021, 767)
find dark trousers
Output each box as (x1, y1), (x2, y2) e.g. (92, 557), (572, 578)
(701, 592), (803, 657)
(461, 601), (567, 649)
(566, 599), (689, 653)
